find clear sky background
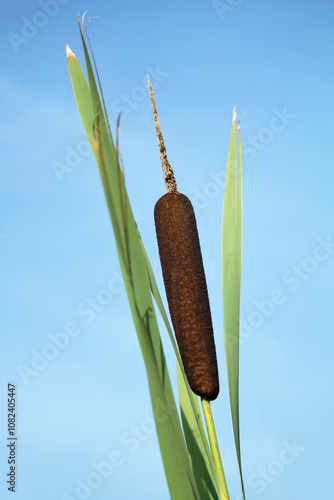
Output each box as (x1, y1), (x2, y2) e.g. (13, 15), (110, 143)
(1, 1), (333, 499)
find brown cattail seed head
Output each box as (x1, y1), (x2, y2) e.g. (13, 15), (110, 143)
(154, 192), (219, 400)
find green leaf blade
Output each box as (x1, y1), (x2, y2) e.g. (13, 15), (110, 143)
(66, 31), (202, 499)
(222, 109), (246, 499)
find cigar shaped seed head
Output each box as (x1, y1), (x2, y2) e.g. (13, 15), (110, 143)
(154, 192), (219, 400)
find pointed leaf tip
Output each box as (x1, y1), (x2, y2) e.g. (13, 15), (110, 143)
(233, 107), (237, 125)
(66, 44), (77, 60)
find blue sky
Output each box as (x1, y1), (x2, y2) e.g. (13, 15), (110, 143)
(1, 1), (333, 499)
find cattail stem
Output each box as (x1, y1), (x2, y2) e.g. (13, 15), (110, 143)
(201, 398), (229, 500)
(147, 75), (177, 193)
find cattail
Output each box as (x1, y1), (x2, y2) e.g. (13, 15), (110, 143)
(148, 77), (219, 401)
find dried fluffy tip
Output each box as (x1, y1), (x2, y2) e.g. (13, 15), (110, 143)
(154, 192), (219, 400)
(66, 44), (77, 60)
